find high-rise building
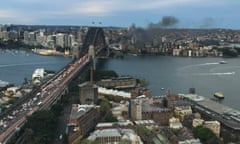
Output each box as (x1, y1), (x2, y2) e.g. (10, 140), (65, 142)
(72, 42), (80, 59)
(76, 31), (82, 43)
(1, 31), (8, 41)
(56, 33), (64, 48)
(36, 31), (45, 45)
(29, 32), (36, 46)
(0, 31), (3, 39)
(8, 31), (18, 41)
(63, 34), (68, 48)
(23, 31), (29, 44)
(68, 34), (75, 47)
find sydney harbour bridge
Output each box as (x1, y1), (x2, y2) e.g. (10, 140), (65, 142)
(0, 27), (108, 143)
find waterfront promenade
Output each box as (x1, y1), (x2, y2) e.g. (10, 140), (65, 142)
(179, 94), (240, 130)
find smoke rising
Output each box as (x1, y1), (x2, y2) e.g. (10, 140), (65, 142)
(148, 16), (179, 29)
(199, 17), (215, 28)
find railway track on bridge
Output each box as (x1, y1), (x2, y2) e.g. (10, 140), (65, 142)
(0, 54), (89, 143)
(0, 27), (107, 143)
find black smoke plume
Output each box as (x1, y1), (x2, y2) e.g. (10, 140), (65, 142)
(148, 16), (179, 29)
(199, 17), (215, 28)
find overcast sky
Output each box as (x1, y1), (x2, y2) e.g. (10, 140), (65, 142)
(0, 0), (240, 29)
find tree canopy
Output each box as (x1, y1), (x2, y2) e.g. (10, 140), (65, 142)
(86, 70), (118, 81)
(193, 126), (223, 144)
(99, 98), (117, 122)
(25, 110), (57, 144)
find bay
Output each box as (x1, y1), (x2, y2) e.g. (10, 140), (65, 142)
(1, 49), (239, 110)
(97, 55), (240, 110)
(0, 49), (72, 86)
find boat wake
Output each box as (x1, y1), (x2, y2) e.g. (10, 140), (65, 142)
(0, 62), (57, 68)
(194, 72), (235, 76)
(179, 62), (220, 70)
(197, 62), (219, 66)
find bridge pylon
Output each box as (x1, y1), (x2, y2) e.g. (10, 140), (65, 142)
(88, 44), (96, 70)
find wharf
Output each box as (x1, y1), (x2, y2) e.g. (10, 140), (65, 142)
(179, 94), (240, 130)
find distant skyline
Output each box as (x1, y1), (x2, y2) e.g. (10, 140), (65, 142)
(1, 0), (240, 29)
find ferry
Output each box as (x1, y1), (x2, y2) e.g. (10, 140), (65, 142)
(32, 48), (57, 56)
(219, 61), (227, 64)
(38, 49), (56, 56)
(214, 92), (224, 99)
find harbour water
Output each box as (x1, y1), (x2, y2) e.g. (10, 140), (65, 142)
(1, 49), (240, 110)
(97, 55), (240, 110)
(0, 49), (72, 86)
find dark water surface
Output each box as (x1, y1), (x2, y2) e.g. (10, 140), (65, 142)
(0, 49), (72, 86)
(1, 49), (239, 110)
(97, 55), (240, 110)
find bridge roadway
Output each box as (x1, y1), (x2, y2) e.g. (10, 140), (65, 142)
(0, 54), (90, 143)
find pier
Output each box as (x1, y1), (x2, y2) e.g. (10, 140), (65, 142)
(179, 94), (240, 130)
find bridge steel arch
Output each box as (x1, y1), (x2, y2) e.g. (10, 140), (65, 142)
(81, 27), (107, 57)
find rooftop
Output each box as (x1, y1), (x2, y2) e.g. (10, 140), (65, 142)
(88, 128), (142, 143)
(178, 138), (202, 144)
(134, 120), (155, 125)
(96, 120), (134, 128)
(178, 94), (205, 102)
(142, 102), (170, 112)
(152, 133), (171, 144)
(180, 93), (240, 130)
(197, 98), (232, 115)
(70, 104), (94, 120)
(98, 87), (131, 98)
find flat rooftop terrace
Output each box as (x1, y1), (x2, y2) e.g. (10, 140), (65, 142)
(180, 94), (240, 130)
(180, 94), (239, 116)
(197, 99), (233, 115)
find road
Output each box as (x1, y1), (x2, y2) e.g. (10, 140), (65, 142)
(0, 54), (89, 143)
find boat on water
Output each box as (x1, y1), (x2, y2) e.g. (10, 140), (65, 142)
(38, 49), (57, 56)
(219, 61), (227, 64)
(32, 48), (57, 56)
(214, 92), (224, 99)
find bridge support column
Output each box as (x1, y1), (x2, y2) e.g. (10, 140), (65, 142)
(88, 45), (96, 70)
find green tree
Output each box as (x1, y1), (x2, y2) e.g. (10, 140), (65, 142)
(193, 126), (215, 141)
(221, 48), (238, 57)
(193, 126), (223, 144)
(99, 98), (117, 122)
(136, 126), (154, 144)
(105, 111), (118, 122)
(86, 70), (118, 81)
(51, 103), (63, 116)
(61, 93), (70, 104)
(100, 98), (111, 114)
(25, 110), (57, 144)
